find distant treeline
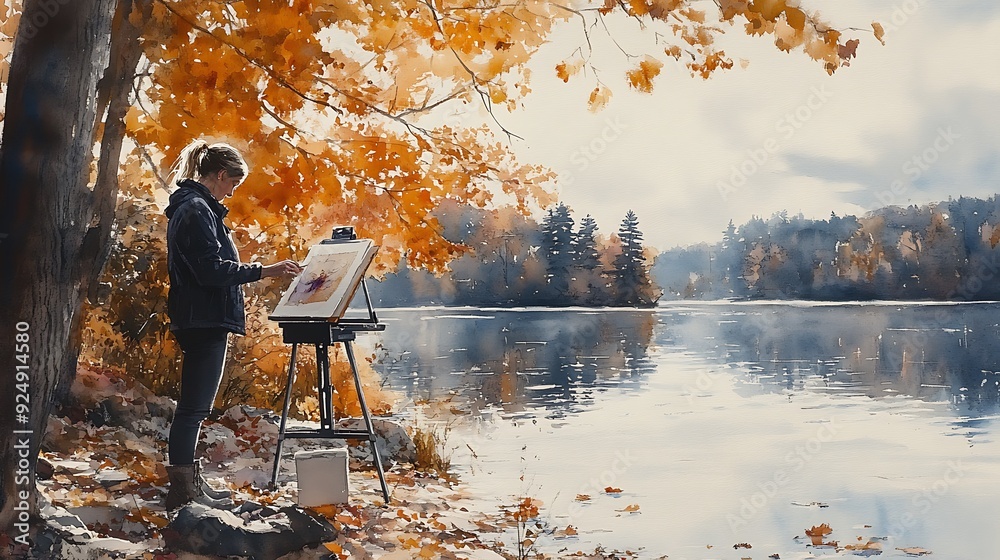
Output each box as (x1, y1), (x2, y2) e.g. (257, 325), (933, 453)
(653, 196), (1000, 300)
(368, 201), (661, 307)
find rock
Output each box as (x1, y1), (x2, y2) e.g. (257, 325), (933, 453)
(35, 534), (150, 560)
(65, 537), (150, 560)
(36, 456), (55, 480)
(32, 499), (148, 559)
(64, 505), (126, 528)
(94, 468), (131, 487)
(233, 465), (271, 489)
(163, 501), (337, 560)
(39, 500), (94, 545)
(69, 365), (176, 437)
(336, 418), (416, 466)
(42, 416), (85, 455)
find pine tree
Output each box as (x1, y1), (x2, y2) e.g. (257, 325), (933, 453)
(574, 215), (602, 271)
(571, 214), (610, 304)
(718, 219), (740, 295)
(540, 203), (575, 302)
(612, 210), (658, 306)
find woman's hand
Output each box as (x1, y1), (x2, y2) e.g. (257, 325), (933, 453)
(261, 260), (303, 279)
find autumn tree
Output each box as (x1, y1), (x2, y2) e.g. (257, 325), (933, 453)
(0, 0), (149, 537)
(650, 201), (993, 301)
(0, 0), (877, 535)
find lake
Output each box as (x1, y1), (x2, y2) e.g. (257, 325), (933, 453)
(359, 302), (1000, 559)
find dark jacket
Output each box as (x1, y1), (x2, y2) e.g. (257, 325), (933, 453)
(165, 179), (262, 335)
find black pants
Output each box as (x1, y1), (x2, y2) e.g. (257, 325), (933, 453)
(168, 327), (229, 465)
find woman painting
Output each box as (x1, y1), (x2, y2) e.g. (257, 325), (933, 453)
(163, 140), (302, 509)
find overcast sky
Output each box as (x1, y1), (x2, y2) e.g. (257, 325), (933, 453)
(470, 0), (1000, 250)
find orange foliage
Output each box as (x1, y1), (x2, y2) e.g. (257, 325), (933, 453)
(120, 1), (872, 273)
(627, 56), (664, 93)
(2, 0), (871, 416)
(556, 0), (875, 87)
(128, 0), (563, 276)
(4, 1), (874, 273)
(79, 149), (394, 418)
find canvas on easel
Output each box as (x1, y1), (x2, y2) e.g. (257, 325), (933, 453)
(269, 238), (378, 321)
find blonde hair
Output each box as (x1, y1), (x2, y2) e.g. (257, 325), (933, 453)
(170, 140), (248, 186)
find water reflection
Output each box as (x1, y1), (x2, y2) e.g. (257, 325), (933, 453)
(368, 303), (1000, 417)
(660, 302), (1000, 415)
(367, 309), (657, 415)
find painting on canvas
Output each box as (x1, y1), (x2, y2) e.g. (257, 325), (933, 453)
(270, 239), (377, 321)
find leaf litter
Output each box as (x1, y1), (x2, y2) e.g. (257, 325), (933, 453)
(31, 364), (654, 559)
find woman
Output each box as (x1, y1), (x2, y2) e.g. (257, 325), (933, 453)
(163, 140), (302, 509)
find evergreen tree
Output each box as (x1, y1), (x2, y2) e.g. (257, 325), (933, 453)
(540, 203), (575, 301)
(571, 214), (610, 304)
(612, 210), (659, 306)
(718, 219), (740, 296)
(574, 215), (602, 271)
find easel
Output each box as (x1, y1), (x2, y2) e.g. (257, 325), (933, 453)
(268, 234), (390, 504)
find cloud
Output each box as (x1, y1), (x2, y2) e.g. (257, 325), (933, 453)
(489, 1), (1000, 248)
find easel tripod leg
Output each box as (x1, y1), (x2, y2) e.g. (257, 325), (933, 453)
(344, 341), (391, 504)
(271, 343), (299, 489)
(317, 343), (334, 431)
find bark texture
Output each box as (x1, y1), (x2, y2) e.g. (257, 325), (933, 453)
(0, 0), (150, 534)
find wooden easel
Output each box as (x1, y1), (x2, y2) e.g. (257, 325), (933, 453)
(268, 237), (390, 504)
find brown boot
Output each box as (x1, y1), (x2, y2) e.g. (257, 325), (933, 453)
(165, 464), (231, 510)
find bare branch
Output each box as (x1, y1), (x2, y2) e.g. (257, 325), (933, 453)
(420, 0), (524, 143)
(133, 139), (170, 191)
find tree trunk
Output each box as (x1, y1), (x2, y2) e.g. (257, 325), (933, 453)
(0, 0), (147, 539)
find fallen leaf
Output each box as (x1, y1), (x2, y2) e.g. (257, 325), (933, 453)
(805, 523), (834, 546)
(896, 547), (932, 556)
(805, 523), (833, 536)
(844, 538), (882, 551)
(553, 525), (578, 537)
(419, 542), (444, 557)
(604, 486), (622, 494)
(309, 504), (339, 518)
(575, 494), (591, 501)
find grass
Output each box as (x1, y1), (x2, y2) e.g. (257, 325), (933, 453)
(411, 423), (453, 480)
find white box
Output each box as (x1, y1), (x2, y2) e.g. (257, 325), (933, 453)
(294, 448), (349, 506)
